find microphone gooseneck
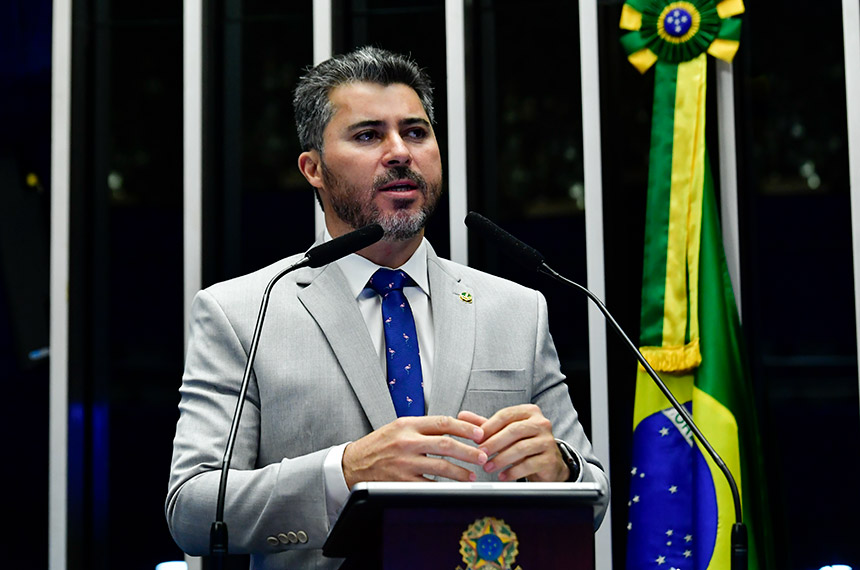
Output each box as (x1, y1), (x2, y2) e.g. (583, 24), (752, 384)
(305, 223), (385, 268)
(465, 211), (545, 271)
(465, 211), (748, 570)
(209, 223), (384, 567)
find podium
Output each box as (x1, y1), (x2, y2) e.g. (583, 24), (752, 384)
(323, 482), (605, 569)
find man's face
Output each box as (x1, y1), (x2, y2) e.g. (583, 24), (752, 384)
(313, 82), (443, 241)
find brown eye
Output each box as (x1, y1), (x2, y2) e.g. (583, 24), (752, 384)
(405, 128), (428, 140)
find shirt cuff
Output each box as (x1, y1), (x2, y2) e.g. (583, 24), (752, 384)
(323, 443), (352, 527)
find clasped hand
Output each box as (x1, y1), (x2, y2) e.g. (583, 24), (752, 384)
(342, 404), (568, 488)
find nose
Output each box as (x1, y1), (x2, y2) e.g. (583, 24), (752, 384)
(383, 133), (412, 166)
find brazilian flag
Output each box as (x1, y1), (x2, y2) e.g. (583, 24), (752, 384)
(619, 2), (772, 569)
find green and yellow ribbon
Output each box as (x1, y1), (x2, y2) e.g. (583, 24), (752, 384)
(620, 0), (744, 374)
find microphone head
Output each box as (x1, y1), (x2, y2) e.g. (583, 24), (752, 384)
(305, 223), (385, 268)
(464, 211), (545, 271)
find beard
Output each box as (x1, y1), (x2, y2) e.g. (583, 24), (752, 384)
(320, 162), (442, 241)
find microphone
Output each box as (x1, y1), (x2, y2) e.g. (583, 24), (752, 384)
(464, 211), (545, 271)
(464, 211), (748, 570)
(209, 223), (384, 566)
(304, 223), (385, 268)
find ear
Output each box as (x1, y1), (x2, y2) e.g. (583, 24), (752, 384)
(298, 150), (324, 189)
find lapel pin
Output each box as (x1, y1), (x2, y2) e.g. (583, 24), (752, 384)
(459, 291), (473, 303)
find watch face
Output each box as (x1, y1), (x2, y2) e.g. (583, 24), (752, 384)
(557, 441), (580, 481)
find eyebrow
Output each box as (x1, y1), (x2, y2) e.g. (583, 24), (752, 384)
(345, 117), (432, 131)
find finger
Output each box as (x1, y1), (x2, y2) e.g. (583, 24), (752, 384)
(483, 434), (553, 473)
(480, 414), (550, 458)
(420, 434), (488, 467)
(412, 455), (480, 482)
(343, 431), (486, 486)
(457, 410), (488, 426)
(495, 446), (567, 482)
(410, 415), (484, 443)
(478, 404), (541, 440)
(482, 437), (535, 475)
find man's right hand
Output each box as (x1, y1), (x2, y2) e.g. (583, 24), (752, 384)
(341, 416), (489, 489)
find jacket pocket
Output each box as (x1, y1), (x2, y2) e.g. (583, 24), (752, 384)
(461, 369), (528, 415)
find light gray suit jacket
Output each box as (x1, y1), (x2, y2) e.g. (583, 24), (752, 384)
(166, 241), (608, 569)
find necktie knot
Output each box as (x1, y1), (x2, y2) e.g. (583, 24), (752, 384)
(368, 268), (414, 296)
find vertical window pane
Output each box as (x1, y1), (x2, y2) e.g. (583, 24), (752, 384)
(106, 13), (186, 570)
(0, 1), (51, 566)
(240, 2), (315, 274)
(68, 1), (186, 566)
(204, 2), (315, 283)
(739, 1), (859, 567)
(465, 0), (591, 425)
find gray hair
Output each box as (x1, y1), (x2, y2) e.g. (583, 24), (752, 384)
(293, 46), (435, 153)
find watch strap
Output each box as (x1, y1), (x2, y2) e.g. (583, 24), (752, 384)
(555, 438), (581, 482)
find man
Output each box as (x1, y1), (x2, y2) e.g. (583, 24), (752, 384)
(167, 46), (608, 569)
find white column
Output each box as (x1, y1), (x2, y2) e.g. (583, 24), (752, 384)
(50, 1), (73, 568)
(578, 1), (612, 568)
(183, 1), (204, 568)
(843, 0), (860, 423)
(184, 0), (203, 342)
(445, 0), (469, 264)
(716, 60), (742, 316)
(312, 0), (332, 65)
(313, 0), (332, 236)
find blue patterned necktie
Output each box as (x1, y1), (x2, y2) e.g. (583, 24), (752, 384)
(368, 268), (425, 417)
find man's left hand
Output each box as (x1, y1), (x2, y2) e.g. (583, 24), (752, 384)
(458, 404), (568, 483)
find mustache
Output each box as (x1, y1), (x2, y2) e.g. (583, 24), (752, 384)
(373, 166), (427, 191)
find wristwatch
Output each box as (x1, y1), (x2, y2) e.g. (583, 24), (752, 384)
(555, 439), (581, 482)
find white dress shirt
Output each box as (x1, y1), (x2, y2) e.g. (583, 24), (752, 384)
(321, 231), (435, 526)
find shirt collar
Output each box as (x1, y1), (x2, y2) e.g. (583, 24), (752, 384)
(325, 228), (430, 299)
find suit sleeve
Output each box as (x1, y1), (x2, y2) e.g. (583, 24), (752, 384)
(165, 289), (331, 555)
(530, 290), (611, 527)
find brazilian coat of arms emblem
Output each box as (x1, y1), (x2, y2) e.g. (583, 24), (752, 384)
(457, 517), (522, 570)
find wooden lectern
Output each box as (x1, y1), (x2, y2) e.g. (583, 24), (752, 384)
(323, 482), (605, 570)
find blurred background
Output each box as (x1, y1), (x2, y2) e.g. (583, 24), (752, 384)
(2, 0), (858, 568)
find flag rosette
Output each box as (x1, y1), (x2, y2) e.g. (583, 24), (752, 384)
(619, 0), (744, 73)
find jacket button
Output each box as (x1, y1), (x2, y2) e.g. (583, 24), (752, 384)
(277, 533), (290, 544)
(297, 530), (309, 544)
(266, 536), (279, 547)
(286, 531), (298, 543)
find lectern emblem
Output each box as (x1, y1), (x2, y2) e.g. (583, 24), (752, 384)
(456, 517), (522, 570)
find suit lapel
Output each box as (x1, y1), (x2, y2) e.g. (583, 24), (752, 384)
(426, 249), (476, 417)
(296, 263), (396, 430)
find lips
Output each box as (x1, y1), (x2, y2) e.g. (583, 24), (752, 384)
(378, 180), (419, 192)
